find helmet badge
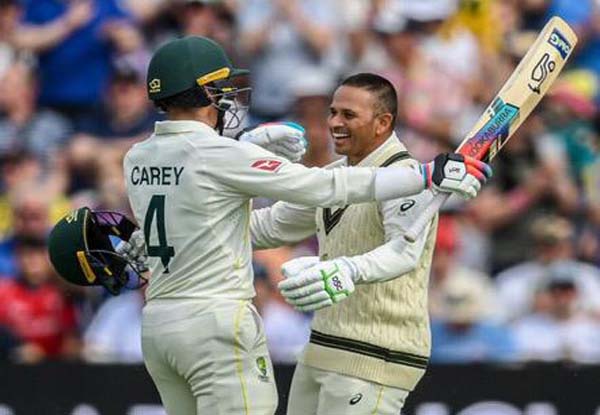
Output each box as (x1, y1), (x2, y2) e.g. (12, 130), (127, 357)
(149, 78), (161, 93)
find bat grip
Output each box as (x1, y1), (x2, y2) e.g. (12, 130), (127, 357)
(404, 192), (449, 242)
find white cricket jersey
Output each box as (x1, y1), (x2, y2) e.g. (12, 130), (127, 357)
(251, 134), (437, 389)
(124, 120), (379, 301)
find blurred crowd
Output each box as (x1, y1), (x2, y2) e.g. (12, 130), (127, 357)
(0, 0), (599, 367)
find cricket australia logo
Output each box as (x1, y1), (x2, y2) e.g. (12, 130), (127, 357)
(149, 78), (161, 93)
(256, 356), (269, 382)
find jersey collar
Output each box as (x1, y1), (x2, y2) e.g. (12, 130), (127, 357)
(353, 132), (407, 167)
(154, 120), (219, 136)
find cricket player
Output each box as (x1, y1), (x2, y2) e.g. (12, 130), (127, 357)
(250, 73), (492, 415)
(123, 37), (490, 415)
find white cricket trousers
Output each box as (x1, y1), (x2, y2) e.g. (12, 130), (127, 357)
(287, 362), (409, 415)
(141, 298), (278, 415)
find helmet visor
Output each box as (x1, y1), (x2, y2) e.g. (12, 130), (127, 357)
(206, 80), (252, 131)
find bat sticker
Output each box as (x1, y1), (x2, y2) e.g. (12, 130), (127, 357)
(528, 53), (556, 94)
(548, 28), (572, 58)
(462, 98), (520, 161)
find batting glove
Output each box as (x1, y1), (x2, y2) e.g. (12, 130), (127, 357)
(116, 230), (149, 273)
(237, 122), (308, 162)
(278, 256), (359, 312)
(422, 153), (493, 199)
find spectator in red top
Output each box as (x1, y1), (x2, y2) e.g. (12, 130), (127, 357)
(0, 236), (79, 363)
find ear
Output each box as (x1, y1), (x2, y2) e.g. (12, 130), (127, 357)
(375, 113), (394, 136)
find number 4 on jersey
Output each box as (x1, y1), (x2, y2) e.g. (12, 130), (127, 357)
(144, 195), (175, 272)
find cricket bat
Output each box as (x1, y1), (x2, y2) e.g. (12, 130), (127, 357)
(404, 16), (578, 243)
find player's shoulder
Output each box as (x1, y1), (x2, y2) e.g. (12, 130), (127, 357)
(323, 158), (346, 170)
(123, 136), (154, 165)
(123, 139), (145, 165)
(386, 152), (418, 170)
(197, 135), (276, 160)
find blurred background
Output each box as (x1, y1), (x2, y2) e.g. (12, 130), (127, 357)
(0, 0), (599, 414)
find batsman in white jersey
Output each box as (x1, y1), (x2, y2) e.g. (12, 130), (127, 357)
(251, 74), (493, 415)
(123, 37), (491, 415)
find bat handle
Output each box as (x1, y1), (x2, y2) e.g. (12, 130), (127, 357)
(404, 192), (450, 242)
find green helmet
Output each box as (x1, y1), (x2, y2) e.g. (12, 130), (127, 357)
(48, 207), (144, 295)
(147, 36), (249, 101)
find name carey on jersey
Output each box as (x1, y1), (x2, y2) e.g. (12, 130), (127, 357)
(130, 166), (184, 186)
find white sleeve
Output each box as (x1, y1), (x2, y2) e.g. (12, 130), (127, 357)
(203, 140), (424, 207)
(349, 189), (435, 283)
(251, 202), (317, 250)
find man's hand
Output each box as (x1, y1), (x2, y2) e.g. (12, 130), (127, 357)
(278, 256), (359, 312)
(238, 122), (307, 162)
(422, 153), (493, 199)
(116, 230), (148, 273)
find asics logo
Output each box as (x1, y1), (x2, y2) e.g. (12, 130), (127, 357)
(349, 393), (363, 405)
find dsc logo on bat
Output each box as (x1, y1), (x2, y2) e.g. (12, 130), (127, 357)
(548, 28), (571, 58)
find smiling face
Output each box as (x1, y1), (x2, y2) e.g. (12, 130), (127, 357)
(328, 85), (394, 165)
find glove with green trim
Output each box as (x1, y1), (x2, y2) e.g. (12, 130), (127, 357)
(279, 256), (358, 312)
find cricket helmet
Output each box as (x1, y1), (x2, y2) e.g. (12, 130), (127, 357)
(48, 207), (145, 295)
(147, 36), (251, 132)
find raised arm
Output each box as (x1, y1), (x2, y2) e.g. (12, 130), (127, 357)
(206, 140), (490, 208)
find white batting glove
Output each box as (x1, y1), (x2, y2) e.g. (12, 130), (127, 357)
(238, 121), (307, 162)
(279, 256), (359, 312)
(422, 153), (493, 199)
(115, 230), (149, 273)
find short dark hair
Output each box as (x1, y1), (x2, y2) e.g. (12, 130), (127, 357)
(340, 73), (398, 127)
(154, 85), (211, 112)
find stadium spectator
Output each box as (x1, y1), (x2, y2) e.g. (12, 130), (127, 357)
(237, 0), (339, 122)
(78, 65), (159, 144)
(341, 0), (390, 75)
(511, 264), (600, 363)
(290, 67), (336, 168)
(21, 0), (145, 128)
(0, 0), (24, 75)
(429, 215), (499, 321)
(0, 60), (72, 170)
(430, 272), (516, 364)
(542, 70), (598, 183)
(495, 215), (600, 322)
(0, 182), (68, 277)
(178, 0), (236, 54)
(469, 115), (578, 272)
(0, 236), (80, 363)
(67, 65), (159, 195)
(378, 0), (481, 161)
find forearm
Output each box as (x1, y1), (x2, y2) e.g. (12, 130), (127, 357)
(289, 165), (425, 206)
(219, 142), (488, 209)
(251, 202), (316, 249)
(349, 217), (433, 284)
(14, 21), (76, 52)
(219, 144), (426, 207)
(348, 186), (435, 283)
